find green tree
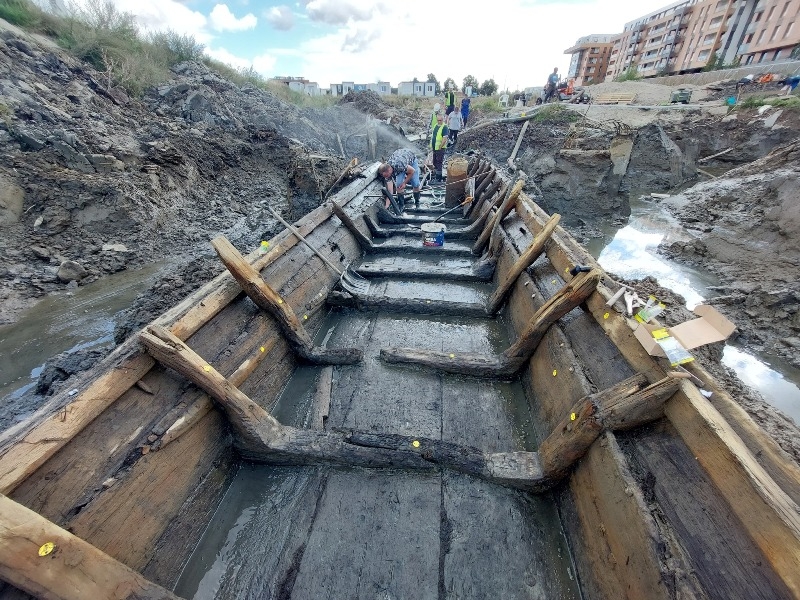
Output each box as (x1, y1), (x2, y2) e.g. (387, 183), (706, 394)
(427, 73), (438, 93)
(614, 65), (640, 82)
(462, 75), (478, 94)
(479, 78), (498, 96)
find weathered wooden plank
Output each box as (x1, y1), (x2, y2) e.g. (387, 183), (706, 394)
(0, 494), (181, 600)
(327, 291), (490, 318)
(472, 179), (522, 255)
(486, 213), (560, 314)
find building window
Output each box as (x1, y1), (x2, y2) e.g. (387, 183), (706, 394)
(770, 25), (780, 41)
(757, 29), (766, 43)
(781, 1), (791, 17)
(767, 6), (775, 21)
(746, 33), (754, 43)
(785, 22), (795, 38)
(774, 49), (782, 60)
(698, 49), (710, 60)
(758, 51), (768, 62)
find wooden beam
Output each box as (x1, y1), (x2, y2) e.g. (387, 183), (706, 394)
(380, 269), (600, 378)
(507, 120), (530, 170)
(486, 213), (561, 314)
(0, 494), (180, 600)
(331, 200), (373, 250)
(472, 178), (524, 255)
(327, 291), (490, 318)
(211, 235), (362, 365)
(539, 375), (677, 481)
(140, 325), (283, 447)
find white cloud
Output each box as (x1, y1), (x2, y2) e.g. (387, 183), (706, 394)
(104, 0), (211, 43)
(265, 5), (294, 31)
(304, 0), (383, 25)
(209, 3), (257, 32)
(205, 46), (253, 70)
(252, 53), (278, 74)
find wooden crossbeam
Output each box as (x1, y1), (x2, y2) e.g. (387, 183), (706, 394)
(0, 494), (180, 600)
(137, 326), (676, 494)
(380, 269), (601, 377)
(211, 235), (362, 365)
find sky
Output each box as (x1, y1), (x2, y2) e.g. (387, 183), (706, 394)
(100, 0), (676, 91)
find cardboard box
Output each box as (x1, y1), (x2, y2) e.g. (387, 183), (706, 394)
(633, 304), (736, 359)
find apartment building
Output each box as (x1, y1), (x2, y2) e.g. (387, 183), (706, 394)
(594, 0), (799, 80)
(563, 34), (617, 84)
(734, 0), (800, 64)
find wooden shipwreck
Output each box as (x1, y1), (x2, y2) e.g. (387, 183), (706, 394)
(0, 156), (798, 599)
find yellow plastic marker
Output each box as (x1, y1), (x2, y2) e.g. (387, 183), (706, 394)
(412, 440), (420, 448)
(449, 353), (455, 358)
(570, 412), (577, 421)
(260, 346), (265, 353)
(426, 300), (431, 304)
(552, 369), (557, 376)
(303, 315), (308, 320)
(260, 241), (269, 248)
(38, 542), (55, 557)
(603, 312), (610, 319)
(203, 365), (211, 372)
(552, 280), (557, 285)
(277, 299), (283, 304)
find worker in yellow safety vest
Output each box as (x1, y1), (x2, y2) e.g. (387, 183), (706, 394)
(429, 113), (449, 182)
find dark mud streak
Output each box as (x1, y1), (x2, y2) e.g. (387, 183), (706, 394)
(437, 472), (452, 600)
(277, 471), (331, 600)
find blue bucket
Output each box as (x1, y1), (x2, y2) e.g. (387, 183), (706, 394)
(421, 222), (446, 247)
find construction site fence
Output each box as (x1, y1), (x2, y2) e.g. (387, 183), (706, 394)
(639, 60), (800, 88)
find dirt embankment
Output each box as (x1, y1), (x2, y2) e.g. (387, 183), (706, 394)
(0, 29), (413, 328)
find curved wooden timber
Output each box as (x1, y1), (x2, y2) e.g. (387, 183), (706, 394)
(211, 235), (362, 365)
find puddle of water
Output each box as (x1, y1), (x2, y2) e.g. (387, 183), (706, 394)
(0, 264), (161, 404)
(589, 194), (800, 426)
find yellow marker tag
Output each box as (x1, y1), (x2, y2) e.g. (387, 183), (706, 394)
(570, 412), (577, 421)
(552, 280), (556, 285)
(565, 267), (569, 274)
(260, 346), (265, 353)
(277, 299), (283, 304)
(552, 369), (557, 376)
(260, 241), (268, 247)
(203, 365), (211, 372)
(38, 542), (55, 557)
(426, 300), (431, 304)
(450, 353), (455, 358)
(412, 440), (420, 448)
(603, 312), (610, 319)
(303, 315), (308, 320)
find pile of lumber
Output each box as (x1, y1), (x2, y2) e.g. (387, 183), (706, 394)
(594, 93), (637, 105)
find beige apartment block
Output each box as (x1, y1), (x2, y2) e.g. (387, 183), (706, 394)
(598, 0), (800, 81)
(564, 34), (617, 85)
(736, 0), (800, 64)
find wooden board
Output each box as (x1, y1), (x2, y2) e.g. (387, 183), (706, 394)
(594, 93), (637, 105)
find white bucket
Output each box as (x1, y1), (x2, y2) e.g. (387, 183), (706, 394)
(421, 222), (446, 247)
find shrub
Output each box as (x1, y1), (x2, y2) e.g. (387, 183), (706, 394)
(615, 66), (640, 82)
(532, 104), (579, 123)
(0, 0), (37, 26)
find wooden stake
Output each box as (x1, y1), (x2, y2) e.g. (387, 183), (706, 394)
(507, 120), (530, 170)
(324, 158), (358, 199)
(211, 235), (362, 365)
(486, 213), (561, 314)
(0, 494), (181, 600)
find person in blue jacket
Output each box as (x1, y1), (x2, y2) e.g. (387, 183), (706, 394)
(460, 97), (471, 128)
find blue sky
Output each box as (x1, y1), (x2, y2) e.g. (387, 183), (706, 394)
(106, 0), (674, 91)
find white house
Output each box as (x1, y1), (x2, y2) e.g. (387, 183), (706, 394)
(397, 81), (437, 97)
(272, 76), (322, 96)
(366, 81), (391, 95)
